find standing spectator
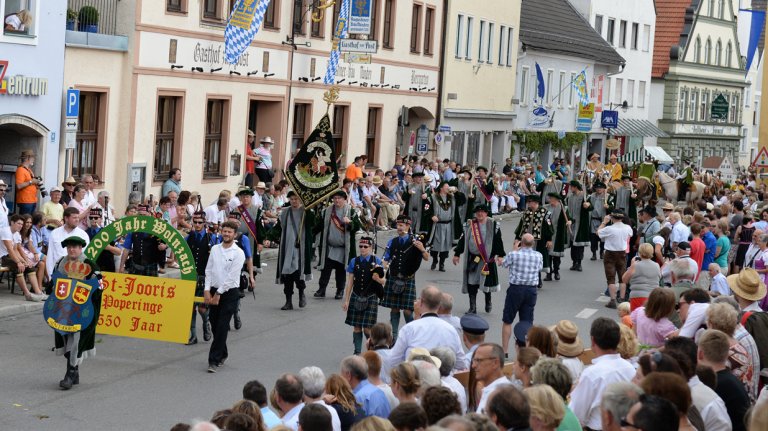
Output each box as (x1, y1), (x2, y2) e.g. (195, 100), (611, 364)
(671, 288), (711, 339)
(697, 330), (750, 431)
(597, 211), (634, 308)
(630, 288), (677, 348)
(669, 212), (691, 250)
(254, 136), (275, 186)
(699, 221), (718, 288)
(708, 264), (730, 296)
(473, 343), (512, 414)
(713, 220), (731, 275)
(68, 183), (95, 229)
(81, 174), (98, 207)
(275, 374), (306, 431)
(622, 243), (661, 310)
(244, 130), (257, 187)
(345, 157), (364, 182)
(42, 186), (64, 227)
(500, 233), (543, 356)
(15, 149), (40, 214)
(162, 168), (182, 198)
(242, 380), (283, 429)
(569, 317), (635, 430)
(0, 179), (8, 228)
(689, 224), (705, 278)
(340, 355), (391, 418)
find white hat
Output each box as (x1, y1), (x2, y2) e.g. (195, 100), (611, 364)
(51, 186), (63, 193)
(0, 179), (6, 187)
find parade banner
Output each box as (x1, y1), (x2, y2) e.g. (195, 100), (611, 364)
(96, 272), (196, 344)
(83, 215), (199, 344)
(224, 0), (273, 64)
(44, 270), (100, 335)
(284, 112), (341, 208)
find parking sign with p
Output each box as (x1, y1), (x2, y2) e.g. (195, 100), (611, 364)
(66, 89), (80, 118)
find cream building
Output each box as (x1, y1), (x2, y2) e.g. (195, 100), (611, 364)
(62, 0), (441, 206)
(437, 0), (521, 170)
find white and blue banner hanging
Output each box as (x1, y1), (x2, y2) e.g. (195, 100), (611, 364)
(324, 0), (351, 84)
(225, 0), (273, 64)
(738, 8), (766, 73)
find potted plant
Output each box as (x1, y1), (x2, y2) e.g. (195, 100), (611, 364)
(66, 8), (77, 31)
(77, 5), (99, 33)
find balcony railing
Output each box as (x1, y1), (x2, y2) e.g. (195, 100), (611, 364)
(67, 0), (119, 36)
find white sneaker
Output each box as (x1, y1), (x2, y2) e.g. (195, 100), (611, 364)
(261, 263), (268, 267)
(26, 295), (42, 302)
(37, 293), (49, 300)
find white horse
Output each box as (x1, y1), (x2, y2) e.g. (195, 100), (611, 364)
(655, 171), (705, 206)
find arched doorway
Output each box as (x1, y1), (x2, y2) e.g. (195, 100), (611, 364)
(0, 114), (49, 210)
(398, 106), (436, 158)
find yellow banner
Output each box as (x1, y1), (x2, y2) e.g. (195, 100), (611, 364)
(96, 272), (195, 344)
(578, 102), (595, 119)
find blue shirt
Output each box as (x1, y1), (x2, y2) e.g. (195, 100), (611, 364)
(30, 225), (46, 254)
(443, 168), (456, 182)
(383, 234), (411, 261)
(260, 406), (282, 429)
(353, 379), (391, 418)
(347, 254), (382, 273)
(702, 231), (718, 269)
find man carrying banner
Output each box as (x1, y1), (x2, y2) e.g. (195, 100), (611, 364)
(185, 211), (219, 345)
(381, 215), (429, 341)
(566, 181), (591, 272)
(425, 181), (458, 272)
(452, 204), (505, 314)
(472, 166), (497, 217)
(266, 191), (315, 311)
(543, 193), (571, 281)
(315, 190), (361, 299)
(118, 204), (166, 276)
(236, 186), (265, 283)
(402, 172), (430, 233)
(50, 236), (102, 390)
(341, 236), (385, 355)
(205, 220), (246, 373)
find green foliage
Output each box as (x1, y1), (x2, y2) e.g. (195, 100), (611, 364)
(514, 131), (586, 153)
(67, 8), (77, 21)
(78, 5), (99, 25)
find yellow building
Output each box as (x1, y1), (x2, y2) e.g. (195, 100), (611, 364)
(437, 0), (521, 169)
(62, 0), (441, 205)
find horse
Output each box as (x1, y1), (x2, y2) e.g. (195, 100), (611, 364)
(634, 176), (657, 207)
(654, 171), (705, 206)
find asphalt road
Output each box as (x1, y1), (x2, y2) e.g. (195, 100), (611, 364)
(0, 216), (618, 430)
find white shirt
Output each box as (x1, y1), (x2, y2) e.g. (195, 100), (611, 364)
(670, 222), (691, 245)
(83, 190), (97, 207)
(252, 193), (264, 209)
(95, 203), (116, 225)
(477, 376), (512, 414)
(710, 273), (731, 296)
(281, 402), (305, 431)
(568, 353), (635, 430)
(679, 303), (709, 338)
(388, 315), (468, 372)
(742, 301), (763, 312)
(5, 14), (24, 31)
(375, 349), (394, 384)
(597, 222), (633, 251)
(661, 256), (698, 284)
(204, 204), (225, 225)
(0, 226), (13, 258)
(204, 243), (246, 294)
(689, 376), (732, 431)
(561, 356), (585, 382)
(46, 226), (90, 277)
(442, 376), (468, 413)
(312, 400), (341, 431)
(438, 314), (463, 336)
(0, 198), (8, 228)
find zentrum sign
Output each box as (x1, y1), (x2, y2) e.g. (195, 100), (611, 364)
(0, 60), (49, 96)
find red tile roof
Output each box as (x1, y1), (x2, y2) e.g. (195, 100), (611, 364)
(653, 0), (693, 79)
(702, 156), (725, 169)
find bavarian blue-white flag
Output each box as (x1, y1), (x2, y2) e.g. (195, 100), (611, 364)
(225, 0), (272, 64)
(738, 8), (766, 73)
(324, 0), (351, 84)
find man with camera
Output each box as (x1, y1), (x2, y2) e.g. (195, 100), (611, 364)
(15, 149), (42, 214)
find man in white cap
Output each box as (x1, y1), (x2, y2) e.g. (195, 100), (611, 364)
(43, 186), (65, 227)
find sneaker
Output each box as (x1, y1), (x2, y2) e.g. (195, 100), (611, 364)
(605, 299), (617, 309)
(207, 365), (217, 373)
(25, 294), (42, 302)
(261, 263), (268, 267)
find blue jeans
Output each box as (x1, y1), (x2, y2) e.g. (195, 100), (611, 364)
(18, 203), (36, 215)
(502, 283), (538, 324)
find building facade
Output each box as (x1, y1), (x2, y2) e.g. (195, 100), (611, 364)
(651, 0), (746, 167)
(436, 0), (521, 170)
(0, 0), (66, 210)
(62, 0), (442, 206)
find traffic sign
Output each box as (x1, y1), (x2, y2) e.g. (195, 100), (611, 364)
(711, 93), (729, 120)
(65, 118), (78, 132)
(752, 147), (768, 167)
(416, 125), (429, 156)
(439, 125), (452, 134)
(576, 118), (592, 132)
(434, 132), (444, 145)
(66, 88), (80, 118)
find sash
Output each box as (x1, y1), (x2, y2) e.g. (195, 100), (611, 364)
(239, 204), (259, 239)
(330, 208), (345, 233)
(475, 178), (492, 202)
(471, 220), (491, 275)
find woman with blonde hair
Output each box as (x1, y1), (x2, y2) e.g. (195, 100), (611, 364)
(512, 347), (541, 388)
(622, 243), (661, 310)
(350, 416), (396, 431)
(389, 362), (421, 404)
(524, 385), (566, 431)
(617, 322), (639, 362)
(323, 374), (365, 430)
(4, 9), (32, 31)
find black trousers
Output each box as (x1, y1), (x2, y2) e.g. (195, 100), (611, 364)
(282, 270), (307, 296)
(207, 289), (239, 366)
(318, 258), (346, 292)
(570, 245), (584, 262)
(590, 233), (604, 254)
(550, 256), (561, 273)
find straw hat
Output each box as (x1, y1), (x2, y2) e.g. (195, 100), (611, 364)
(727, 268), (767, 302)
(662, 202), (675, 211)
(372, 176), (383, 186)
(20, 149), (35, 159)
(255, 182), (267, 190)
(549, 320), (584, 358)
(260, 136), (275, 144)
(407, 347), (442, 370)
(62, 176), (77, 186)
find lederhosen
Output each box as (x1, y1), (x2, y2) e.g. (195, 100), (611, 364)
(345, 256), (384, 329)
(128, 232), (160, 277)
(381, 236), (421, 311)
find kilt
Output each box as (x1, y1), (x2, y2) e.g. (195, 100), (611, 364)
(380, 276), (416, 311)
(194, 276), (206, 306)
(130, 263), (158, 277)
(345, 292), (379, 328)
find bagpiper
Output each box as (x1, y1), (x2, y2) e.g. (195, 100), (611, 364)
(315, 190), (361, 299)
(424, 182), (460, 272)
(452, 204), (505, 314)
(514, 194), (554, 286)
(341, 236), (385, 354)
(543, 193), (570, 281)
(381, 215), (429, 341)
(565, 181), (591, 272)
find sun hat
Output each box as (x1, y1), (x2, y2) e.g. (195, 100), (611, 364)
(727, 268), (767, 302)
(549, 320), (584, 358)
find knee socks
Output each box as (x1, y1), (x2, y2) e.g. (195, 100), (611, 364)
(353, 332), (363, 354)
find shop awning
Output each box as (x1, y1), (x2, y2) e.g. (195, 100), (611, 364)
(612, 118), (668, 138)
(620, 145), (674, 164)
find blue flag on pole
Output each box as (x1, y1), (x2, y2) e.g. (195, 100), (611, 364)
(324, 0), (351, 84)
(572, 69), (589, 106)
(745, 9), (766, 72)
(225, 0), (272, 64)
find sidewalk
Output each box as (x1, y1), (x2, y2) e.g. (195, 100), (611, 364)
(0, 212), (520, 319)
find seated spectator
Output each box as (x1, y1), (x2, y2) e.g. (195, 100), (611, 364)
(624, 394), (679, 431)
(341, 355), (391, 418)
(617, 302), (632, 328)
(323, 374), (365, 431)
(367, 322), (394, 384)
(430, 346), (467, 413)
(512, 347), (541, 388)
(298, 366), (342, 431)
(549, 320), (584, 382)
(712, 295), (761, 401)
(617, 323), (639, 363)
(670, 288), (711, 339)
(361, 351), (398, 410)
(526, 325), (557, 358)
(298, 404), (332, 431)
(243, 380), (282, 430)
(639, 372), (698, 431)
(486, 385), (531, 431)
(529, 357), (582, 430)
(630, 288), (677, 348)
(210, 409), (233, 429)
(705, 302), (756, 401)
(697, 329), (750, 431)
(599, 382), (643, 431)
(409, 359), (441, 397)
(389, 362), (421, 405)
(524, 384), (565, 431)
(633, 352), (683, 385)
(387, 403), (426, 431)
(225, 413), (261, 431)
(473, 343), (512, 414)
(230, 400), (266, 431)
(436, 415), (476, 431)
(421, 386), (461, 425)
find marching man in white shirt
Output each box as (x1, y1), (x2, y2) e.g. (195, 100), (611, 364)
(205, 220), (246, 373)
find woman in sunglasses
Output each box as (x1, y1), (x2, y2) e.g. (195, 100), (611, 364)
(341, 236), (385, 355)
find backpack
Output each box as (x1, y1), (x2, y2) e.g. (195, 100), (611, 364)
(741, 311), (768, 370)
